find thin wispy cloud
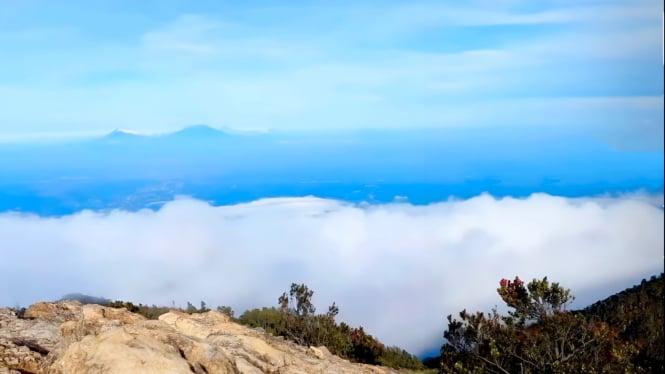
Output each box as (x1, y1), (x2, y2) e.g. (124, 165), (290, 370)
(142, 14), (221, 54)
(0, 0), (661, 150)
(1, 194), (662, 353)
(381, 3), (661, 27)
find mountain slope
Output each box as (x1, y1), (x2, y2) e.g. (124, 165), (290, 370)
(100, 128), (146, 143)
(580, 273), (664, 372)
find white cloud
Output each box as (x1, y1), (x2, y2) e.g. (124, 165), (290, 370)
(0, 193), (662, 354)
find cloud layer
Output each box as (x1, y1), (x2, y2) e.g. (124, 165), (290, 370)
(1, 193), (663, 353)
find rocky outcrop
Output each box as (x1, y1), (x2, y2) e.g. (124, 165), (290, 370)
(1, 302), (401, 374)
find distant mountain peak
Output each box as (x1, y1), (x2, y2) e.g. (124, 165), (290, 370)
(99, 128), (147, 143)
(106, 128), (143, 137)
(170, 124), (230, 138)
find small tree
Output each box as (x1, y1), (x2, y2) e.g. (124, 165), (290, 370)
(276, 283), (317, 345)
(441, 277), (636, 373)
(185, 301), (197, 314)
(239, 283), (423, 370)
(199, 301), (210, 313)
(497, 276), (573, 323)
(326, 302), (339, 321)
(279, 283), (316, 317)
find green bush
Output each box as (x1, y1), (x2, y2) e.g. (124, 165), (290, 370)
(107, 300), (171, 319)
(441, 277), (640, 373)
(237, 283), (424, 370)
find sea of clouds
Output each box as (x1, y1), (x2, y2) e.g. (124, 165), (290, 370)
(1, 192), (663, 354)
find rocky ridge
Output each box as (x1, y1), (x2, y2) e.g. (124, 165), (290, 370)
(1, 302), (401, 374)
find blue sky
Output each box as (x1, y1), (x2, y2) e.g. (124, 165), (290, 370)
(0, 0), (663, 149)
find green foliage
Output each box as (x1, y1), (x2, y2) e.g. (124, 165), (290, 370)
(107, 299), (215, 319)
(279, 283), (316, 317)
(216, 305), (235, 318)
(199, 301), (210, 313)
(326, 302), (339, 320)
(239, 307), (285, 333)
(185, 301), (198, 314)
(497, 276), (573, 324)
(442, 276), (639, 373)
(180, 300), (213, 314)
(377, 345), (429, 370)
(238, 283), (425, 370)
(581, 273), (664, 372)
(107, 300), (140, 313)
(107, 300), (171, 320)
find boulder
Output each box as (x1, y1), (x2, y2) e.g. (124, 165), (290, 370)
(0, 302), (400, 374)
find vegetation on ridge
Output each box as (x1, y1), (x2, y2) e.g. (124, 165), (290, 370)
(51, 273), (663, 373)
(437, 274), (664, 373)
(239, 283), (425, 370)
(580, 273), (664, 373)
(99, 284), (424, 370)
